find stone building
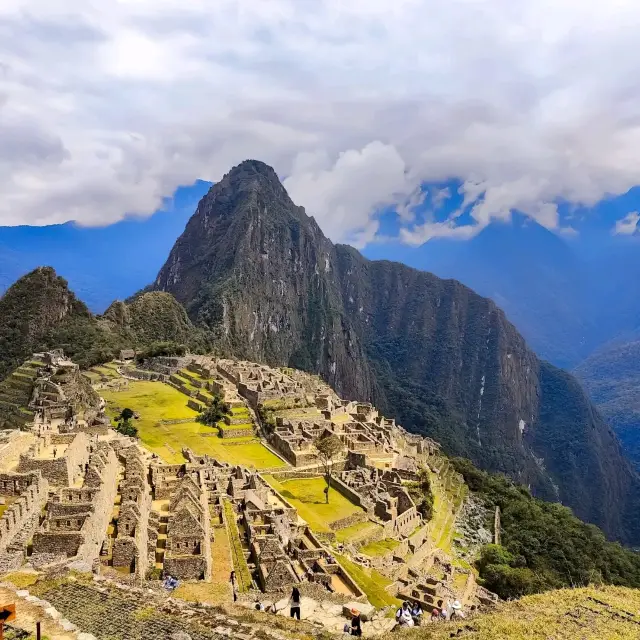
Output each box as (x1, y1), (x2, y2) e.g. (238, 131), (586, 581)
(0, 471), (48, 572)
(32, 444), (118, 565)
(17, 432), (91, 486)
(163, 475), (212, 580)
(112, 446), (151, 577)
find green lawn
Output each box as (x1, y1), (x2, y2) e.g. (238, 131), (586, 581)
(360, 538), (400, 557)
(336, 555), (401, 609)
(101, 381), (285, 469)
(335, 521), (382, 544)
(262, 476), (363, 532)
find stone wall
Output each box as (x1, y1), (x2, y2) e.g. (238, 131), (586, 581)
(329, 511), (367, 532)
(0, 472), (48, 563)
(76, 447), (119, 563)
(219, 426), (253, 439)
(17, 432), (90, 486)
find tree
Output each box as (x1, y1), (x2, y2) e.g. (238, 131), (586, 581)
(120, 407), (134, 421)
(407, 466), (435, 520)
(198, 395), (230, 426)
(117, 418), (138, 438)
(314, 434), (343, 503)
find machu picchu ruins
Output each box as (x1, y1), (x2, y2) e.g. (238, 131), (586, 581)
(0, 349), (498, 637)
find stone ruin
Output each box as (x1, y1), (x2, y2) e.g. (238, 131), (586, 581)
(338, 467), (422, 538)
(109, 444), (151, 577)
(0, 471), (48, 572)
(32, 442), (119, 566)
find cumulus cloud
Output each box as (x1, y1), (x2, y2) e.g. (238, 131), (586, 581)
(3, 0), (640, 242)
(284, 142), (421, 246)
(613, 212), (640, 235)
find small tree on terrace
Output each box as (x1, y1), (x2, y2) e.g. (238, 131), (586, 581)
(314, 434), (344, 503)
(198, 395), (230, 427)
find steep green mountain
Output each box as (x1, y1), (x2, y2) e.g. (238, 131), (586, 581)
(0, 267), (99, 378)
(103, 291), (210, 349)
(152, 159), (640, 544)
(575, 338), (640, 470)
(0, 269), (208, 376)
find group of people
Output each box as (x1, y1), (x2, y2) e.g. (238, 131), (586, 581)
(395, 599), (464, 628)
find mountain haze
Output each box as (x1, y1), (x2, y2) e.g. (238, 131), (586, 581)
(152, 159), (640, 543)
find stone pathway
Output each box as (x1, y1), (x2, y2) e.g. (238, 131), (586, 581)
(253, 596), (395, 636)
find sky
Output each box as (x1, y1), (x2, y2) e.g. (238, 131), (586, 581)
(3, 0), (640, 246)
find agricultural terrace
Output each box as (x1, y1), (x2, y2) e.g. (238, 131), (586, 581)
(100, 381), (285, 469)
(263, 475), (364, 532)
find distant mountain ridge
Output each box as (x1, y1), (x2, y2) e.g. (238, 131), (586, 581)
(151, 159), (640, 544)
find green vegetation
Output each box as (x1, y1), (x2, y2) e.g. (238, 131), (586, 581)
(223, 500), (251, 592)
(452, 457), (640, 600)
(101, 381), (284, 468)
(313, 434), (344, 503)
(335, 521), (382, 544)
(197, 395), (230, 426)
(335, 555), (401, 609)
(400, 585), (640, 640)
(359, 538), (399, 557)
(263, 476), (363, 532)
(406, 466), (434, 520)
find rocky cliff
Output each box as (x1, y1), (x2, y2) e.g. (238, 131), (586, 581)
(152, 160), (640, 543)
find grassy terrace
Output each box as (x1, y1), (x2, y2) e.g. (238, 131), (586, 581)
(101, 381), (285, 469)
(224, 500), (251, 592)
(336, 555), (401, 609)
(400, 586), (640, 640)
(263, 476), (363, 532)
(360, 538), (400, 557)
(335, 521), (382, 544)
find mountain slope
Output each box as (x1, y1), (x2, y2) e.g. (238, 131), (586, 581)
(152, 159), (640, 543)
(0, 267), (96, 378)
(0, 269), (208, 377)
(575, 337), (640, 470)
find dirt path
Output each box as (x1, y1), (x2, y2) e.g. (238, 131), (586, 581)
(0, 586), (77, 640)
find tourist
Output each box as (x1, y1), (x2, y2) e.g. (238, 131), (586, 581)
(53, 447), (57, 459)
(349, 608), (362, 636)
(450, 601), (463, 620)
(230, 570), (237, 602)
(289, 586), (301, 619)
(411, 602), (423, 626)
(431, 608), (439, 623)
(395, 601), (414, 627)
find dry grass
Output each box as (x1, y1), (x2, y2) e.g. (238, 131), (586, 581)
(400, 585), (640, 640)
(2, 571), (39, 588)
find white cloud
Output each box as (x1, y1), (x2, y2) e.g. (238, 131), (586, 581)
(284, 142), (420, 246)
(613, 211), (640, 235)
(2, 0), (640, 242)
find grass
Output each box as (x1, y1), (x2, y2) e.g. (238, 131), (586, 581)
(223, 500), (252, 592)
(3, 572), (39, 589)
(101, 381), (284, 468)
(399, 586), (640, 640)
(335, 521), (382, 543)
(360, 538), (400, 557)
(263, 476), (364, 532)
(335, 555), (401, 609)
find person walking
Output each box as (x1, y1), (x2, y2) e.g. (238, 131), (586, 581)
(289, 586), (301, 620)
(349, 609), (362, 636)
(229, 570), (237, 602)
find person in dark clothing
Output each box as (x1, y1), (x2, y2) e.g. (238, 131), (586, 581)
(350, 609), (362, 636)
(290, 587), (301, 619)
